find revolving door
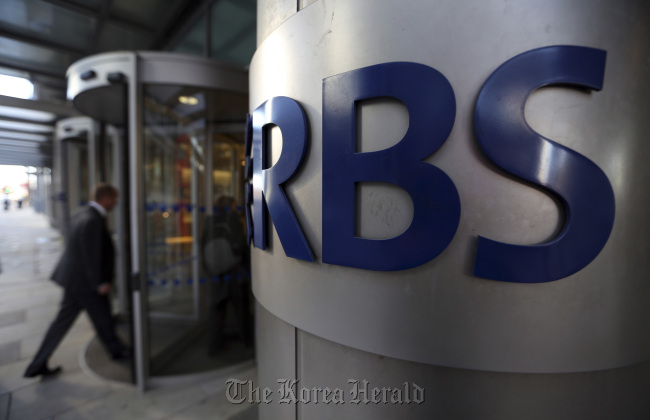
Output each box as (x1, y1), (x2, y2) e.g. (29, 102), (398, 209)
(66, 52), (252, 390)
(53, 117), (92, 237)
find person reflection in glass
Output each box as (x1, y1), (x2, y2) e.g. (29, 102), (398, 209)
(201, 196), (252, 356)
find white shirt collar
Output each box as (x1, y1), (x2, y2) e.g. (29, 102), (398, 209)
(89, 201), (107, 217)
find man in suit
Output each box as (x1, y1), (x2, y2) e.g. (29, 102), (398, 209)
(24, 183), (130, 378)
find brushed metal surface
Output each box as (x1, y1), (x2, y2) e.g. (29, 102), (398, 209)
(256, 302), (297, 420)
(295, 325), (650, 419)
(250, 0), (650, 373)
(257, 0), (297, 47)
(67, 52), (248, 126)
(67, 52), (136, 126)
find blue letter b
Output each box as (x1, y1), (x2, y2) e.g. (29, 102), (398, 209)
(322, 62), (460, 271)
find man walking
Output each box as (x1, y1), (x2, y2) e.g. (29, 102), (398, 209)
(24, 183), (130, 378)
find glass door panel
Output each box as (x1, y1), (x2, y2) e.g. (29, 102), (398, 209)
(206, 133), (253, 361)
(69, 141), (89, 208)
(60, 138), (89, 236)
(142, 85), (253, 376)
(104, 125), (130, 320)
(143, 85), (205, 375)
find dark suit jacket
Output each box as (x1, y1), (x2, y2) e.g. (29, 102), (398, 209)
(51, 205), (115, 293)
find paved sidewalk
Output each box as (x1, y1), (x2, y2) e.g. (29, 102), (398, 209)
(0, 207), (257, 420)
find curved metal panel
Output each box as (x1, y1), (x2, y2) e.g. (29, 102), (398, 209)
(137, 52), (248, 93)
(55, 116), (94, 141)
(67, 52), (136, 126)
(249, 0), (650, 373)
(66, 51), (248, 126)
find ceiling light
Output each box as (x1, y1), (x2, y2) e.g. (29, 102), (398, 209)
(0, 74), (34, 100)
(0, 120), (53, 133)
(0, 105), (55, 122)
(0, 130), (49, 141)
(178, 96), (199, 105)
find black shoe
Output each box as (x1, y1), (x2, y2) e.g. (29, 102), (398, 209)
(112, 347), (133, 360)
(24, 365), (62, 378)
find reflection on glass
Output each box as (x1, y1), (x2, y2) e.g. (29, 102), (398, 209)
(103, 130), (118, 236)
(144, 89), (203, 319)
(201, 195), (251, 356)
(203, 131), (252, 361)
(143, 85), (253, 376)
(173, 17), (206, 57)
(67, 140), (89, 211)
(210, 0), (256, 66)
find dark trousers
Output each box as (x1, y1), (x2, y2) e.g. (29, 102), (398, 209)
(25, 290), (124, 375)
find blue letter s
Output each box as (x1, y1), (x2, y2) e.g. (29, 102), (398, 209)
(473, 46), (615, 283)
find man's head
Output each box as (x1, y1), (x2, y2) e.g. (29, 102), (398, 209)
(93, 183), (118, 212)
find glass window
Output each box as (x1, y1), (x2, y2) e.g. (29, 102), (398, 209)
(0, 75), (34, 100)
(110, 0), (187, 30)
(173, 17), (206, 57)
(0, 0), (97, 51)
(171, 0), (257, 65)
(96, 22), (150, 52)
(142, 84), (253, 375)
(0, 36), (78, 76)
(144, 86), (204, 318)
(61, 0), (104, 10)
(210, 0), (256, 66)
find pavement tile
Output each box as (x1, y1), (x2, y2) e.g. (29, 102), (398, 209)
(9, 370), (114, 420)
(0, 318), (56, 345)
(0, 359), (41, 395)
(0, 311), (26, 329)
(25, 305), (60, 322)
(0, 392), (10, 420)
(200, 365), (257, 396)
(0, 342), (20, 367)
(161, 390), (254, 420)
(228, 405), (258, 420)
(54, 382), (208, 420)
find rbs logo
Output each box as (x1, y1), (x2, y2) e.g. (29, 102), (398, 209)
(243, 46), (615, 284)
